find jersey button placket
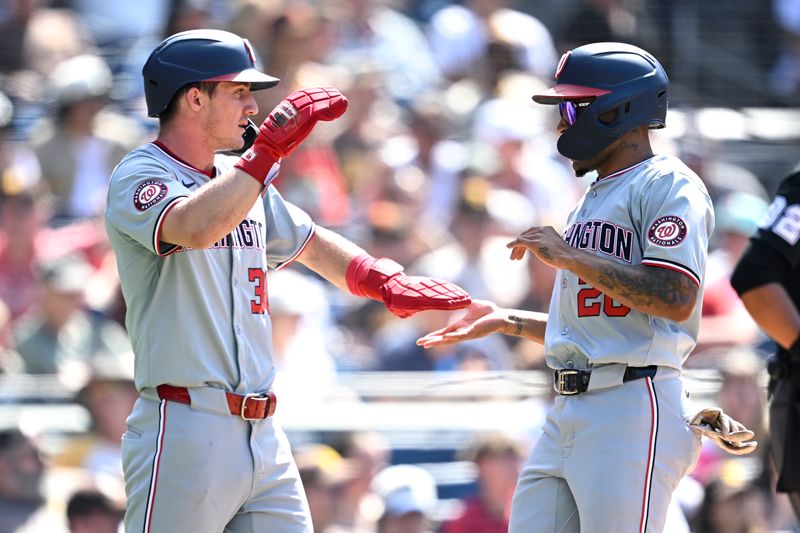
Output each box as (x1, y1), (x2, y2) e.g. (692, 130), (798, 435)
(231, 248), (248, 376)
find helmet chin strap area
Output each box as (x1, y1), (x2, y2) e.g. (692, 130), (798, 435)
(557, 105), (622, 161)
(223, 119), (259, 156)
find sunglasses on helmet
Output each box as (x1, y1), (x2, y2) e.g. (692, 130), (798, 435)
(558, 101), (592, 126)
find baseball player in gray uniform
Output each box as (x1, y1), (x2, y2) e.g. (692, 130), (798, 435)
(418, 43), (755, 532)
(105, 29), (470, 533)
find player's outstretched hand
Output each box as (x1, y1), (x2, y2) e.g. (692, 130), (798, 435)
(416, 299), (505, 348)
(507, 226), (572, 269)
(236, 87), (348, 184)
(689, 407), (758, 455)
(346, 254), (470, 318)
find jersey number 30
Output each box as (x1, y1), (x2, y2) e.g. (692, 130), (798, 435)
(577, 278), (630, 317)
(248, 268), (269, 314)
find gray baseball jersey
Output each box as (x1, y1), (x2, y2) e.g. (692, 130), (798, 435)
(544, 154), (714, 371)
(105, 141), (315, 533)
(510, 154), (712, 533)
(105, 142), (314, 393)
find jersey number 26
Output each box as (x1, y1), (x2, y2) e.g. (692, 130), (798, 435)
(577, 278), (630, 317)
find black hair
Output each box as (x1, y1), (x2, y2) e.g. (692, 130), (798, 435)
(67, 490), (122, 520)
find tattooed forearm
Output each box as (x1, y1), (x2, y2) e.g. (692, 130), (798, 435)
(597, 264), (694, 308)
(567, 247), (698, 320)
(538, 247), (553, 260)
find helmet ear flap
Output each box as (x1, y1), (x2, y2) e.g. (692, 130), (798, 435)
(598, 106), (622, 125)
(556, 103), (621, 161)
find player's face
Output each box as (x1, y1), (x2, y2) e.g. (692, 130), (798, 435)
(204, 82), (258, 151)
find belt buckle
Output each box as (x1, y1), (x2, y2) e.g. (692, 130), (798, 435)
(557, 369), (581, 395)
(240, 392), (270, 420)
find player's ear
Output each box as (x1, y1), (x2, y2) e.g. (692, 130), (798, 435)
(185, 87), (206, 112)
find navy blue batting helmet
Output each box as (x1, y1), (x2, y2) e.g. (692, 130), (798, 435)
(142, 29), (280, 117)
(533, 42), (669, 161)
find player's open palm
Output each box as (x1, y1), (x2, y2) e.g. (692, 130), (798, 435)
(416, 299), (505, 348)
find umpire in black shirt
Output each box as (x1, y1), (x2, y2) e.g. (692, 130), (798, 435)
(731, 167), (800, 518)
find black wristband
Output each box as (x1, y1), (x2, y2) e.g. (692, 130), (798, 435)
(509, 314), (523, 336)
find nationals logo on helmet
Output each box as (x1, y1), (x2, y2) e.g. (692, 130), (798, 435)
(555, 51), (571, 80)
(134, 180), (168, 211)
(648, 215), (687, 246)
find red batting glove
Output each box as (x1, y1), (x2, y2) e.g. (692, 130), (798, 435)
(346, 254), (472, 318)
(235, 87), (348, 184)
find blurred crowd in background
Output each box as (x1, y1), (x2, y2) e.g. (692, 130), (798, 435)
(0, 0), (799, 531)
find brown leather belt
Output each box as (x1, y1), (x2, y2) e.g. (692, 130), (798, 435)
(156, 384), (277, 420)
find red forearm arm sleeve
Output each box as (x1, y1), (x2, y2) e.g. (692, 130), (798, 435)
(345, 254), (404, 300)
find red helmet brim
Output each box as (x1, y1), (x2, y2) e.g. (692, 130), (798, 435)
(532, 84), (611, 104)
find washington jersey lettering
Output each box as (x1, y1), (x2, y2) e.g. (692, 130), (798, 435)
(544, 154), (714, 371)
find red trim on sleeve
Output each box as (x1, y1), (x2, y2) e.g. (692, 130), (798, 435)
(274, 225), (317, 270)
(153, 197), (186, 256)
(641, 260), (701, 287)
